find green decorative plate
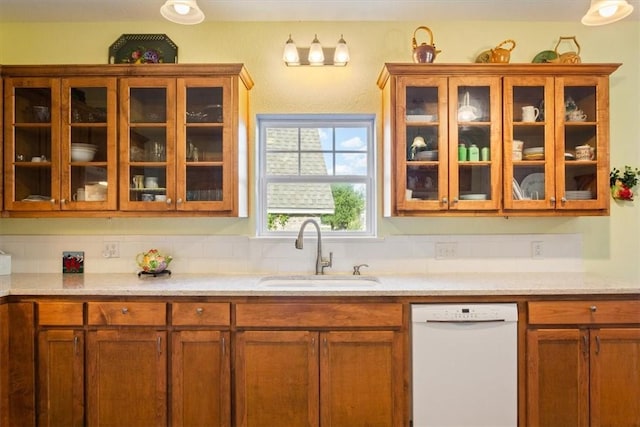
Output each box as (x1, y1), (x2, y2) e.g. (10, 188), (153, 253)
(475, 50), (491, 63)
(532, 50), (557, 63)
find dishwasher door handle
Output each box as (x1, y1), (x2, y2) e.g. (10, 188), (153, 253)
(425, 319), (508, 323)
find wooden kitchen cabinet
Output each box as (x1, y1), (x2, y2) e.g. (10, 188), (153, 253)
(36, 302), (84, 427)
(504, 73), (614, 213)
(235, 303), (404, 427)
(171, 302), (231, 427)
(0, 302), (8, 427)
(378, 63), (620, 217)
(3, 73), (118, 212)
(87, 301), (167, 426)
(1, 64), (252, 217)
(527, 300), (640, 426)
(119, 69), (251, 216)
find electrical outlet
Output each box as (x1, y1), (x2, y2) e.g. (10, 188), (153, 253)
(531, 241), (544, 259)
(435, 242), (457, 259)
(103, 242), (120, 258)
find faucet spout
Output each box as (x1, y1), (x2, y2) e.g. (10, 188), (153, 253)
(295, 219), (332, 275)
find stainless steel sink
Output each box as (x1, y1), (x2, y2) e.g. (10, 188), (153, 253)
(259, 275), (380, 287)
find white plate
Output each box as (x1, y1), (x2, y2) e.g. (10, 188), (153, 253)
(460, 193), (487, 200)
(406, 115), (436, 122)
(520, 173), (545, 200)
(523, 147), (544, 154)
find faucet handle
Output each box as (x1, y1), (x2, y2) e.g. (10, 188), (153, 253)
(320, 252), (333, 274)
(353, 264), (369, 275)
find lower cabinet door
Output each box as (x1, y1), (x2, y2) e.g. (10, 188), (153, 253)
(38, 329), (84, 427)
(171, 330), (230, 427)
(527, 328), (589, 427)
(590, 328), (640, 427)
(235, 330), (320, 427)
(87, 329), (167, 426)
(320, 330), (403, 427)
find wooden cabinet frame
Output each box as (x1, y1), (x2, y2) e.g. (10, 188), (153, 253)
(378, 63), (621, 217)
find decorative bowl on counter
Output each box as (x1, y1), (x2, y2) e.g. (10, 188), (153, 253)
(71, 143), (98, 161)
(136, 249), (172, 274)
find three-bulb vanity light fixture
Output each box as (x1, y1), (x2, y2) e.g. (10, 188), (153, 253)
(160, 0), (205, 25)
(581, 0), (634, 25)
(283, 34), (350, 66)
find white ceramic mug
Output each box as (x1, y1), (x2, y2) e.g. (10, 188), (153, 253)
(144, 177), (159, 189)
(575, 144), (595, 161)
(567, 110), (587, 122)
(73, 188), (85, 201)
(522, 106), (540, 122)
(512, 140), (524, 160)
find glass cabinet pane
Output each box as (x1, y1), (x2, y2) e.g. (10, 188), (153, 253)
(12, 86), (54, 205)
(130, 88), (167, 123)
(562, 86), (598, 201)
(186, 87), (223, 123)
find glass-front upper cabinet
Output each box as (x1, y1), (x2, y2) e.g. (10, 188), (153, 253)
(4, 76), (117, 212)
(176, 77), (233, 212)
(119, 78), (176, 211)
(61, 77), (117, 211)
(504, 74), (610, 211)
(448, 76), (502, 211)
(4, 77), (60, 211)
(555, 76), (610, 210)
(395, 76), (448, 212)
(503, 76), (555, 210)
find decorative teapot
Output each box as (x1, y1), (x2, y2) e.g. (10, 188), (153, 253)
(489, 39), (516, 63)
(412, 26), (441, 63)
(136, 249), (172, 273)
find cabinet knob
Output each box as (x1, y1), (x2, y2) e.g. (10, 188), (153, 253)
(177, 198), (183, 204)
(590, 305), (597, 313)
(165, 198), (172, 204)
(561, 197), (567, 203)
(61, 199), (68, 204)
(452, 198), (459, 204)
(442, 197), (448, 205)
(195, 307), (204, 315)
(550, 197), (556, 204)
(50, 198), (56, 204)
(121, 307), (129, 314)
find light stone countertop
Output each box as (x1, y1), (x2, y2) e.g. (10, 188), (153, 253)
(0, 272), (637, 297)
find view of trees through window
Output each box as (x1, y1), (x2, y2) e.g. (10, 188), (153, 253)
(257, 115), (375, 237)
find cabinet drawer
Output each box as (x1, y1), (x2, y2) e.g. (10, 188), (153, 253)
(528, 300), (640, 325)
(87, 302), (166, 326)
(38, 301), (84, 326)
(171, 302), (230, 326)
(236, 303), (403, 328)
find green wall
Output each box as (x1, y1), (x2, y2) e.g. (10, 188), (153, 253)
(0, 20), (638, 281)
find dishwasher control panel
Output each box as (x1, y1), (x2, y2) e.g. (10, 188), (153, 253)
(412, 303), (518, 322)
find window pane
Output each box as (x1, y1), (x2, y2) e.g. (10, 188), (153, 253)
(336, 127), (367, 151)
(266, 183), (367, 232)
(258, 114), (375, 237)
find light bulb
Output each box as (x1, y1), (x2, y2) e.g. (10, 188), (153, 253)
(173, 3), (191, 15)
(308, 34), (324, 66)
(598, 4), (618, 16)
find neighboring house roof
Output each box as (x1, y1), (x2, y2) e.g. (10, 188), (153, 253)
(266, 127), (335, 214)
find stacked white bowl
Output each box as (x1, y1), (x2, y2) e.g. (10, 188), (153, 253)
(71, 143), (98, 161)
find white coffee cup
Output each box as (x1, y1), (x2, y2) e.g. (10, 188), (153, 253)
(144, 177), (159, 189)
(73, 188), (86, 201)
(522, 106), (540, 122)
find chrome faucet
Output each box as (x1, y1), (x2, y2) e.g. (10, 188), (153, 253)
(295, 219), (332, 275)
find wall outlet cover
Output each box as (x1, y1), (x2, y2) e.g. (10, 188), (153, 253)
(63, 251), (84, 273)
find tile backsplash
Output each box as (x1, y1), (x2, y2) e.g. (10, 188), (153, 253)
(0, 233), (582, 275)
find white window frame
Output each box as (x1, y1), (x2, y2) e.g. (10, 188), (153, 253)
(256, 114), (376, 238)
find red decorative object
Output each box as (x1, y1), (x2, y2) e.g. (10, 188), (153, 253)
(610, 166), (640, 201)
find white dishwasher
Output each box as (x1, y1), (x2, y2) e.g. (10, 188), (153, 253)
(411, 303), (518, 427)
